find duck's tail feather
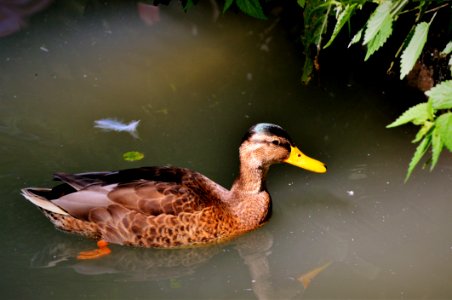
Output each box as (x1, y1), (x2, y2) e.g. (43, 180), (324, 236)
(21, 188), (69, 216)
(53, 172), (111, 190)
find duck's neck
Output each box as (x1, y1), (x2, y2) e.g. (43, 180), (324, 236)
(229, 156), (272, 230)
(231, 162), (268, 194)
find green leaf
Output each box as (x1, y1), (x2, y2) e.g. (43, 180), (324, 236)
(301, 55), (313, 85)
(430, 126), (443, 171)
(301, 0), (333, 84)
(297, 0), (306, 8)
(348, 28), (363, 48)
(170, 278), (182, 289)
(406, 135), (431, 182)
(363, 1), (392, 45)
(236, 0), (266, 20)
(412, 121), (433, 143)
(324, 4), (357, 49)
(364, 13), (392, 61)
(181, 0), (195, 11)
(386, 102), (433, 128)
(123, 151), (144, 162)
(426, 80), (452, 110)
(435, 112), (452, 151)
(441, 41), (452, 56)
(223, 0), (234, 12)
(400, 22), (429, 79)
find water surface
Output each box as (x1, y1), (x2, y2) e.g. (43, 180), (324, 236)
(1, 2), (451, 299)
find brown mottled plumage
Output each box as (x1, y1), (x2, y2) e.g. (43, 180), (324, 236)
(21, 123), (326, 248)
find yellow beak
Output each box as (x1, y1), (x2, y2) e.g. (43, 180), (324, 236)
(283, 146), (327, 173)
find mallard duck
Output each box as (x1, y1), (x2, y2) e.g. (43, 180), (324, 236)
(22, 123), (326, 251)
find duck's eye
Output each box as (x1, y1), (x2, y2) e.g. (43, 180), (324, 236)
(271, 140), (280, 146)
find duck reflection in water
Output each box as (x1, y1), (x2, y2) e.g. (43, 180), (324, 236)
(31, 229), (276, 299)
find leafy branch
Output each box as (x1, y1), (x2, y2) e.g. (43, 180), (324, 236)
(299, 0), (450, 82)
(223, 0), (266, 19)
(296, 0), (451, 180)
(387, 80), (452, 181)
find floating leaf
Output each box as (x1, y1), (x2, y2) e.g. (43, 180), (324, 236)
(426, 80), (452, 110)
(430, 126), (443, 170)
(400, 22), (429, 79)
(386, 102), (433, 128)
(435, 112), (452, 151)
(170, 278), (182, 289)
(123, 151), (144, 162)
(298, 261), (332, 289)
(364, 13), (393, 61)
(363, 1), (392, 45)
(406, 135), (431, 182)
(236, 0), (266, 20)
(324, 4), (357, 49)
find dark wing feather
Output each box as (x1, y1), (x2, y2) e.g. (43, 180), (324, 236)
(54, 172), (111, 190)
(50, 166), (227, 221)
(53, 167), (185, 189)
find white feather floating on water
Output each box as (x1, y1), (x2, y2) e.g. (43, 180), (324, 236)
(94, 118), (140, 138)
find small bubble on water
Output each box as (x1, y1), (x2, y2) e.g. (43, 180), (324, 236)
(191, 25), (198, 36)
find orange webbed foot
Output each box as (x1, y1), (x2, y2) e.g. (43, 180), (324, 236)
(77, 240), (111, 260)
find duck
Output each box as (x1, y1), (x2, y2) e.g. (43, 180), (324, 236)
(21, 123), (326, 254)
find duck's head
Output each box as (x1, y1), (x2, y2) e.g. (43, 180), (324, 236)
(240, 123), (327, 173)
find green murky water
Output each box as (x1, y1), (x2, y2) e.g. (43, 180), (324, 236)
(1, 2), (451, 299)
